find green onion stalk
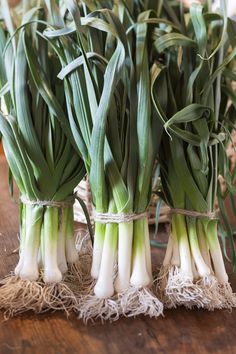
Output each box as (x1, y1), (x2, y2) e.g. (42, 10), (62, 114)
(0, 3), (85, 316)
(44, 0), (164, 321)
(152, 1), (236, 309)
(216, 17), (236, 268)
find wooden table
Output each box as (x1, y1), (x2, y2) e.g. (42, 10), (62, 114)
(0, 156), (235, 354)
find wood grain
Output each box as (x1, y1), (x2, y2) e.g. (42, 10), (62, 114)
(0, 156), (235, 354)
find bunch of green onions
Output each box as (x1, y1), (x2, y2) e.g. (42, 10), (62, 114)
(43, 0), (167, 320)
(0, 1), (85, 314)
(151, 0), (236, 308)
(0, 0), (235, 320)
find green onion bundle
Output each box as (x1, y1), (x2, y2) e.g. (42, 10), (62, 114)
(216, 16), (236, 265)
(152, 1), (236, 309)
(43, 0), (166, 320)
(0, 0), (235, 321)
(0, 3), (85, 315)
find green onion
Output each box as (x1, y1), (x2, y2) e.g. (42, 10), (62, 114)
(0, 0), (234, 320)
(0, 2), (85, 314)
(44, 0), (164, 320)
(153, 1), (236, 309)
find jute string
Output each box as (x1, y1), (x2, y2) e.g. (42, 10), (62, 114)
(21, 195), (94, 244)
(93, 211), (148, 224)
(20, 195), (75, 208)
(167, 208), (219, 220)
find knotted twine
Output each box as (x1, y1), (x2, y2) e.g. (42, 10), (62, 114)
(93, 211), (148, 224)
(20, 194), (94, 242)
(167, 208), (219, 220)
(20, 195), (75, 208)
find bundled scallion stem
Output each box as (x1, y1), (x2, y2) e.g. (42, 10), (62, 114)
(44, 0), (164, 321)
(0, 2), (85, 316)
(152, 0), (236, 309)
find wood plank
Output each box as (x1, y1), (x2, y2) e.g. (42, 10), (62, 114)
(0, 156), (235, 354)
